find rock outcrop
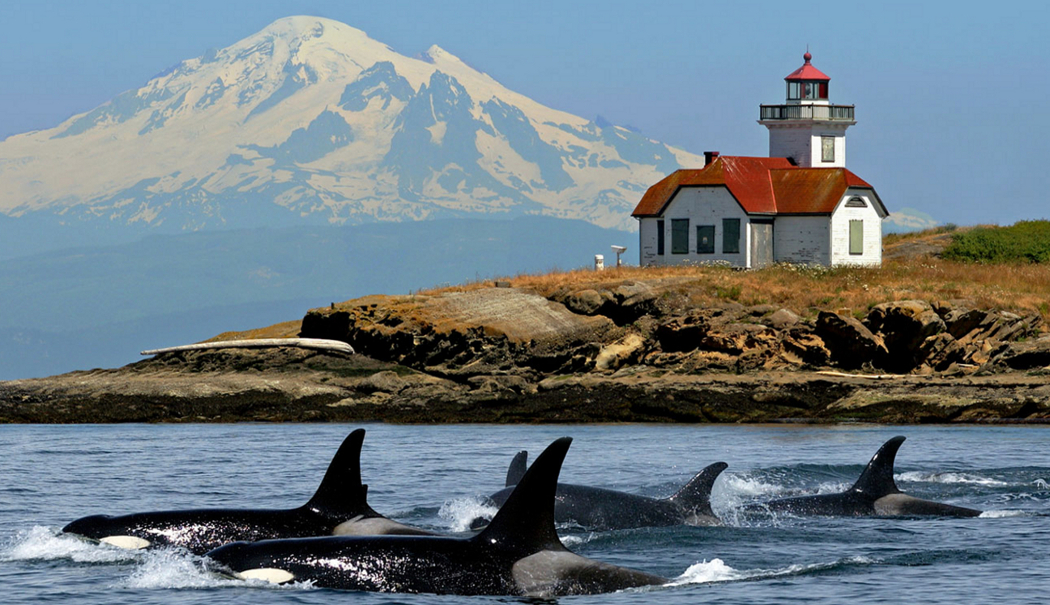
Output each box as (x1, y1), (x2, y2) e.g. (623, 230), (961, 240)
(3, 278), (1048, 424)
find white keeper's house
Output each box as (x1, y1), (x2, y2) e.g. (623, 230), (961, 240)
(632, 52), (888, 268)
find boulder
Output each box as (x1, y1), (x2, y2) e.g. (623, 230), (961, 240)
(765, 308), (801, 330)
(815, 311), (887, 370)
(609, 281), (659, 323)
(987, 336), (1050, 370)
(699, 323), (778, 355)
(865, 300), (946, 372)
(656, 314), (710, 353)
(594, 333), (647, 371)
(942, 307), (988, 339)
(779, 329), (830, 367)
(565, 289), (606, 315)
(917, 332), (965, 372)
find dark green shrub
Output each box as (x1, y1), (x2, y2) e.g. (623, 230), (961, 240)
(942, 220), (1050, 263)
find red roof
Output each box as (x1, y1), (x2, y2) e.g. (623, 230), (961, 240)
(785, 51), (830, 81)
(631, 156), (882, 218)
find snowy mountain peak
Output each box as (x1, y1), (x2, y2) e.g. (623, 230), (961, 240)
(0, 16), (702, 232)
(422, 44), (462, 64)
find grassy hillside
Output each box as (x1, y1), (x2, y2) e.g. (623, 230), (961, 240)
(419, 224), (1050, 324)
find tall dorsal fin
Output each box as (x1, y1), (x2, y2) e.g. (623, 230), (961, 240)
(303, 429), (377, 518)
(505, 451), (528, 487)
(474, 438), (571, 554)
(850, 436), (905, 497)
(667, 462), (728, 517)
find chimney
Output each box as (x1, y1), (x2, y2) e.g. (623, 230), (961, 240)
(704, 151), (720, 166)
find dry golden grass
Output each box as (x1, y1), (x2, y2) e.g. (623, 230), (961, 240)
(421, 257), (1050, 323)
(207, 320), (303, 342)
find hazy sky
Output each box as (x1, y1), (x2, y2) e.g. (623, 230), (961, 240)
(1, 0), (1047, 226)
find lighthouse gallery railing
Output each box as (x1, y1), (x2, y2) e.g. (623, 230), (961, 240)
(759, 104), (855, 121)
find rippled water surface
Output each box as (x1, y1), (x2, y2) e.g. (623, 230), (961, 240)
(2, 424), (1048, 604)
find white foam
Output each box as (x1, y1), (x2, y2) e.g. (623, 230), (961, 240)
(979, 510), (1027, 518)
(671, 555), (878, 587)
(1, 526), (139, 564)
(897, 471), (1009, 487)
(123, 549), (313, 590)
(719, 474), (783, 498)
(559, 533), (599, 547)
(669, 558), (741, 585)
(438, 496), (499, 533)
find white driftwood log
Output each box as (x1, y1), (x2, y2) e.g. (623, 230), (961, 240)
(141, 338), (354, 356)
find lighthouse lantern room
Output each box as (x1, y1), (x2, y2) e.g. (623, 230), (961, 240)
(758, 51), (855, 168)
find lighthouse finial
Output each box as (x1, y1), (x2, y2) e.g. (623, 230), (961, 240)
(804, 45), (811, 63)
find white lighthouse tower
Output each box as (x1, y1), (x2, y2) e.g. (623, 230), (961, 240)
(758, 51), (855, 168)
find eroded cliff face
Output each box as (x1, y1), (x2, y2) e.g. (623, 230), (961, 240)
(4, 279), (1050, 424)
(299, 282), (1046, 380)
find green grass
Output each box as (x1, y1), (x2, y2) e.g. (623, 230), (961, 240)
(942, 220), (1050, 263)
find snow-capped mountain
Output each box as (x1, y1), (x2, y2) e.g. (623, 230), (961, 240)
(0, 16), (699, 234)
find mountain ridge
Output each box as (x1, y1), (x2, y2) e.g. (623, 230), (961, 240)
(0, 15), (700, 235)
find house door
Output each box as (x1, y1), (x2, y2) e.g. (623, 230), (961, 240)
(750, 222), (773, 268)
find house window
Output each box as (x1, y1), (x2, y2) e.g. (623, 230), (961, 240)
(722, 218), (740, 254)
(845, 196), (867, 208)
(656, 220), (664, 255)
(821, 136), (835, 163)
(849, 220), (864, 255)
(671, 219), (689, 254)
(697, 225), (714, 254)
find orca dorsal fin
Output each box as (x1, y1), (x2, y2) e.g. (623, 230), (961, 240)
(303, 429), (377, 518)
(667, 462), (728, 518)
(850, 436), (905, 497)
(474, 438), (571, 554)
(505, 451), (528, 487)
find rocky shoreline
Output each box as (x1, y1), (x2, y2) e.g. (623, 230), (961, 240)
(3, 275), (1049, 424)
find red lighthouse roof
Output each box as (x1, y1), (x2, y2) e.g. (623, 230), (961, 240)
(784, 51), (830, 81)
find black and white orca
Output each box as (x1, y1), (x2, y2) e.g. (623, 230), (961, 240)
(472, 450), (727, 530)
(62, 429), (432, 554)
(206, 437), (670, 596)
(751, 436), (982, 517)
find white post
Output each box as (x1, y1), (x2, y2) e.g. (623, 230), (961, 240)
(594, 254), (605, 271)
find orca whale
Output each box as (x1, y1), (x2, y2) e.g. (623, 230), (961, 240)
(62, 429), (432, 554)
(472, 450), (727, 530)
(751, 436), (982, 517)
(207, 437), (669, 596)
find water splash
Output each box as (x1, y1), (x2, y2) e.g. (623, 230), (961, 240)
(897, 471), (1009, 487)
(560, 533), (600, 547)
(123, 548), (315, 590)
(669, 558), (741, 585)
(670, 555), (878, 587)
(437, 496), (498, 532)
(1, 526), (140, 564)
(979, 509), (1028, 518)
(124, 549), (230, 589)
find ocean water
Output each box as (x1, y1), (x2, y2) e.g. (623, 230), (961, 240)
(1, 423), (1047, 604)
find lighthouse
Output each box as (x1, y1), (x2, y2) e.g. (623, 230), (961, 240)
(758, 51), (855, 168)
